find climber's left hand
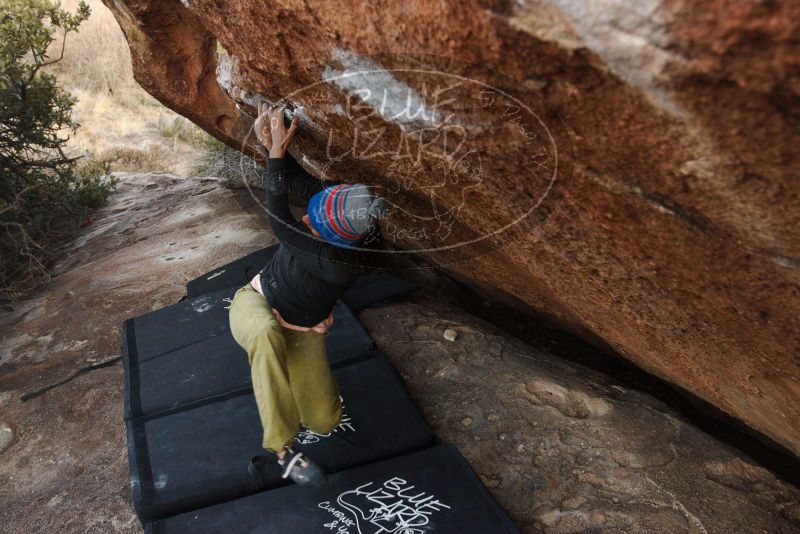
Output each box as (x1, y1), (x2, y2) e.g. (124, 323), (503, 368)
(254, 101), (273, 151)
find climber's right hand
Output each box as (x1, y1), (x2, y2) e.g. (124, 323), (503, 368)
(266, 104), (298, 159)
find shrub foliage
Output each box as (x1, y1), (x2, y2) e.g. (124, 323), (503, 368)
(1, 0), (117, 300)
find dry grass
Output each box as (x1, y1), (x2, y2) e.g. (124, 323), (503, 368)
(46, 0), (211, 175)
(48, 0), (134, 92)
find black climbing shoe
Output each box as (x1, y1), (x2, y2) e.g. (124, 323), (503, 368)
(277, 447), (326, 486)
(248, 455), (283, 491)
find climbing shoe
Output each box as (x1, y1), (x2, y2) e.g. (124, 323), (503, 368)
(247, 455), (283, 491)
(277, 447), (326, 486)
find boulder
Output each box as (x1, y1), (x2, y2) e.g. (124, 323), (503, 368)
(102, 0), (800, 455)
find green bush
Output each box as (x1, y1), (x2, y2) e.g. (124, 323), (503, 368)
(73, 159), (117, 208)
(0, 0), (117, 300)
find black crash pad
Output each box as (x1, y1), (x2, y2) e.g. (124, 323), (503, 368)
(186, 247), (279, 299)
(185, 245), (418, 310)
(144, 444), (519, 534)
(339, 269), (418, 312)
(128, 286), (237, 362)
(123, 293), (374, 420)
(128, 354), (434, 522)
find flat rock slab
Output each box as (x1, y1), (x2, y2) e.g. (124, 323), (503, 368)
(360, 297), (800, 533)
(0, 173), (274, 533)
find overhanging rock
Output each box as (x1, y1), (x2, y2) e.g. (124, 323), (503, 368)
(102, 0), (800, 456)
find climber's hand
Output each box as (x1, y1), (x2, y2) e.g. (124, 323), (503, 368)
(254, 101), (272, 151)
(267, 104), (298, 159)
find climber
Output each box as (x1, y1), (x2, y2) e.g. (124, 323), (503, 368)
(228, 102), (386, 486)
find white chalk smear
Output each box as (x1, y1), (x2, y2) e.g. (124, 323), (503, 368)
(206, 270), (225, 280)
(542, 0), (682, 115)
(154, 473), (168, 489)
(323, 48), (442, 126)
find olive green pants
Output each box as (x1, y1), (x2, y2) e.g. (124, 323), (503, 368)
(229, 285), (342, 452)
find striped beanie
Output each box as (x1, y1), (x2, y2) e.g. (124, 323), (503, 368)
(307, 184), (386, 249)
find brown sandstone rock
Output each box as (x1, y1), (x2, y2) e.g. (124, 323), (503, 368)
(101, 0), (800, 455)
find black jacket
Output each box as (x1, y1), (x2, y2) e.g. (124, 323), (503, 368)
(258, 154), (362, 327)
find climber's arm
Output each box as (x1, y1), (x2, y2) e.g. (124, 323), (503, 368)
(259, 104), (337, 277)
(253, 101), (324, 201)
(259, 101), (317, 252)
(264, 158), (331, 262)
(281, 152), (325, 202)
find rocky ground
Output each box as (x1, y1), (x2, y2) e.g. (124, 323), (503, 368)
(0, 173), (798, 533)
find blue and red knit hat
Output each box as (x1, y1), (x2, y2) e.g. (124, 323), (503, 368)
(307, 184), (385, 249)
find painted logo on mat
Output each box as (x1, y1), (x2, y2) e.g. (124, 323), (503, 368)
(318, 477), (451, 534)
(296, 397), (354, 445)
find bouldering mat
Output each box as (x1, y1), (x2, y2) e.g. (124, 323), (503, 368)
(185, 245), (418, 309)
(339, 270), (418, 312)
(123, 297), (374, 419)
(143, 444), (519, 534)
(127, 354), (434, 522)
(186, 246), (278, 299)
(131, 286), (237, 361)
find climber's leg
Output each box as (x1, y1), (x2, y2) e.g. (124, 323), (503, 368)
(283, 328), (342, 436)
(229, 284), (299, 452)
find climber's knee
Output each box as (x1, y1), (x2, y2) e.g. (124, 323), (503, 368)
(303, 405), (342, 435)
